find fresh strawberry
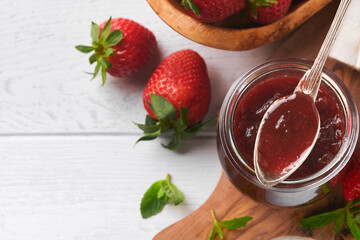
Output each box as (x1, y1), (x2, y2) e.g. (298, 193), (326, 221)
(76, 17), (156, 85)
(342, 151), (360, 201)
(181, 0), (246, 23)
(135, 49), (215, 150)
(247, 0), (292, 25)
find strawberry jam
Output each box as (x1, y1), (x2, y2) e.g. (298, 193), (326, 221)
(233, 76), (345, 179)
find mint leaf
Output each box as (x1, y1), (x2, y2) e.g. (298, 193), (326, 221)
(209, 226), (217, 240)
(150, 94), (177, 121)
(300, 208), (346, 229)
(161, 174), (185, 205)
(347, 205), (360, 240)
(75, 45), (94, 53)
(90, 22), (100, 42)
(181, 0), (200, 16)
(141, 174), (184, 219)
(334, 210), (345, 233)
(140, 181), (168, 219)
(219, 216), (253, 229)
(105, 29), (123, 47)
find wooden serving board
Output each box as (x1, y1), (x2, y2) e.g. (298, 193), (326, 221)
(154, 1), (360, 240)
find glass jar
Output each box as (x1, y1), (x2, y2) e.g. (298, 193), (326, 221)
(217, 58), (359, 207)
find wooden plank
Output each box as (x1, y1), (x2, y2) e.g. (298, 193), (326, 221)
(0, 136), (220, 239)
(0, 0), (282, 134)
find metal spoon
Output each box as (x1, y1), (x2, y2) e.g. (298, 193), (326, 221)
(254, 0), (352, 187)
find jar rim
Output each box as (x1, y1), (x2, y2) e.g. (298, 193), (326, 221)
(218, 58), (359, 192)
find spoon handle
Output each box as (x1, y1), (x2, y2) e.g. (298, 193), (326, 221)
(300, 0), (351, 100)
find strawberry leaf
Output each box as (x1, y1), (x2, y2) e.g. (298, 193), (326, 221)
(161, 174), (185, 205)
(219, 216), (253, 229)
(162, 132), (181, 150)
(90, 22), (100, 42)
(75, 45), (94, 53)
(89, 54), (97, 64)
(92, 63), (101, 80)
(140, 180), (168, 219)
(150, 94), (177, 121)
(101, 66), (106, 86)
(105, 29), (123, 47)
(216, 224), (223, 240)
(180, 107), (188, 127)
(100, 17), (112, 42)
(134, 122), (160, 134)
(182, 117), (216, 138)
(135, 128), (161, 144)
(351, 197), (360, 207)
(181, 0), (200, 16)
(146, 115), (158, 125)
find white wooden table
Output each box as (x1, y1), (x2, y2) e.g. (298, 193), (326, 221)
(0, 1), (283, 239)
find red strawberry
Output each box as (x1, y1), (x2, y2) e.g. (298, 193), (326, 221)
(247, 0), (292, 25)
(135, 49), (214, 150)
(181, 0), (246, 23)
(76, 17), (156, 85)
(342, 151), (360, 201)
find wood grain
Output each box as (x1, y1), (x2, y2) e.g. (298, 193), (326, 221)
(154, 1), (360, 239)
(146, 0), (332, 51)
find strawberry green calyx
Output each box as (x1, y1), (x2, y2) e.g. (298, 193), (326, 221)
(134, 93), (216, 150)
(181, 0), (200, 16)
(75, 17), (123, 85)
(248, 0), (278, 19)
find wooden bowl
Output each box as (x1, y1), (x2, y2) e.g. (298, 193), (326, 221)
(146, 0), (333, 51)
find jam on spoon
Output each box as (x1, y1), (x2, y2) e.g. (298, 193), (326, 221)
(253, 0), (351, 187)
(254, 91), (320, 185)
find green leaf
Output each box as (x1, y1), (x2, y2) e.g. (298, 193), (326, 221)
(104, 48), (115, 57)
(101, 59), (112, 69)
(346, 206), (360, 240)
(162, 132), (181, 150)
(352, 206), (360, 215)
(334, 210), (345, 233)
(150, 94), (177, 121)
(181, 0), (200, 16)
(249, 0), (258, 19)
(134, 122), (160, 134)
(180, 107), (188, 128)
(135, 129), (161, 144)
(91, 22), (100, 42)
(354, 214), (360, 223)
(209, 226), (217, 240)
(92, 62), (101, 80)
(216, 224), (223, 240)
(105, 29), (123, 47)
(101, 66), (107, 86)
(100, 17), (112, 41)
(300, 208), (346, 229)
(89, 54), (97, 64)
(75, 45), (94, 53)
(182, 117), (216, 139)
(146, 115), (158, 125)
(140, 180), (168, 219)
(351, 197), (360, 207)
(219, 216), (253, 229)
(161, 174), (185, 205)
